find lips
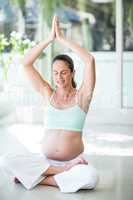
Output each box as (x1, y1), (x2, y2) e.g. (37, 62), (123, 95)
(57, 80), (64, 84)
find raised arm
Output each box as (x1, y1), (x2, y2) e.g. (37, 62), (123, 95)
(55, 17), (96, 106)
(23, 16), (56, 98)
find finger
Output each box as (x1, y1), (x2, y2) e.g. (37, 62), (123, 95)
(54, 16), (60, 27)
(54, 19), (59, 32)
(52, 16), (56, 27)
(84, 160), (88, 164)
(52, 16), (57, 36)
(54, 15), (59, 21)
(54, 15), (57, 23)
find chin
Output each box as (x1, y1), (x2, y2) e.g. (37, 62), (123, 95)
(56, 83), (66, 88)
(58, 86), (66, 89)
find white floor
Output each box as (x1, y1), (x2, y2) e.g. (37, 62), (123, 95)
(0, 124), (133, 200)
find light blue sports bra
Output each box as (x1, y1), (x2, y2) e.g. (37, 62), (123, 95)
(44, 100), (87, 132)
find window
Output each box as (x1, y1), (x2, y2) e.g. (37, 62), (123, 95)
(123, 0), (133, 107)
(53, 0), (115, 53)
(123, 0), (133, 51)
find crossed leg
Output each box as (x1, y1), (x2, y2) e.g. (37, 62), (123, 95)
(14, 157), (88, 187)
(14, 165), (66, 186)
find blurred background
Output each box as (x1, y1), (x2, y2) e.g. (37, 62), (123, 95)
(0, 0), (132, 125)
(0, 1), (133, 199)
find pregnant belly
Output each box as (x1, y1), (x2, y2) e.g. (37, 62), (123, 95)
(41, 130), (84, 161)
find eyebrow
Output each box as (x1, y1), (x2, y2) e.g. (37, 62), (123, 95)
(53, 69), (69, 72)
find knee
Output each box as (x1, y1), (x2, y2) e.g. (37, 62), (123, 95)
(80, 164), (99, 189)
(88, 165), (99, 189)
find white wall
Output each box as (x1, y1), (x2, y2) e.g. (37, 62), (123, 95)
(70, 51), (133, 125)
(0, 52), (133, 125)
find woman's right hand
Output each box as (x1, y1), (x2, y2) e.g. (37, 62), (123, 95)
(48, 15), (56, 42)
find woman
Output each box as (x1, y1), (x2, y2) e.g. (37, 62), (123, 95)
(2, 16), (99, 193)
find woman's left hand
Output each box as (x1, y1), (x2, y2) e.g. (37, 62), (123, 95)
(55, 16), (65, 42)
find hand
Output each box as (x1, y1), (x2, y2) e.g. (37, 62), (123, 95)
(55, 16), (65, 42)
(48, 15), (56, 42)
(64, 157), (88, 171)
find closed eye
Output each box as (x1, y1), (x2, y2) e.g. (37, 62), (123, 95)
(53, 72), (58, 75)
(61, 71), (68, 75)
(53, 70), (70, 75)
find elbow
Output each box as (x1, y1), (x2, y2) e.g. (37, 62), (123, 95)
(90, 55), (95, 68)
(85, 54), (95, 64)
(90, 54), (95, 63)
(23, 57), (32, 68)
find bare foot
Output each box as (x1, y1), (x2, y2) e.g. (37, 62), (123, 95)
(64, 157), (88, 170)
(14, 177), (21, 184)
(39, 176), (58, 187)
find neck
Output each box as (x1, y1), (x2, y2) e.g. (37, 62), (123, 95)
(56, 86), (76, 98)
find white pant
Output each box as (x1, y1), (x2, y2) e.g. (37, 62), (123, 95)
(0, 152), (99, 193)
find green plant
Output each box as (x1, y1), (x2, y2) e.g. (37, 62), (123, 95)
(10, 31), (36, 55)
(0, 31), (36, 80)
(0, 34), (10, 80)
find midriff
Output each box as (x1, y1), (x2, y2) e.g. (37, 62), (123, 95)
(41, 129), (84, 161)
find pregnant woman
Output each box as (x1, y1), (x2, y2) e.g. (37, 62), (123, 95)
(2, 16), (99, 193)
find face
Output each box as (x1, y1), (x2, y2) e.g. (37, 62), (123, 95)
(52, 60), (74, 88)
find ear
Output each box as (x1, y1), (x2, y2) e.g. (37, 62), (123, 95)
(72, 70), (75, 78)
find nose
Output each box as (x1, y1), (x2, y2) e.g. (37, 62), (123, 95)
(57, 73), (62, 79)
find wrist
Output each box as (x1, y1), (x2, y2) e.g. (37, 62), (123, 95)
(47, 39), (52, 44)
(45, 37), (53, 44)
(56, 37), (66, 45)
